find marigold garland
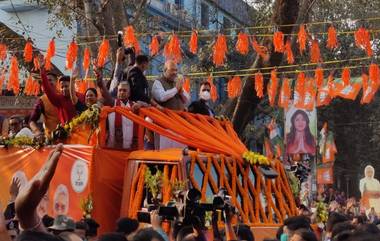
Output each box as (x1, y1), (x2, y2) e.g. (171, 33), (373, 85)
(298, 24), (308, 54)
(327, 25), (338, 50)
(189, 30), (198, 54)
(236, 32), (249, 55)
(212, 34), (228, 67)
(273, 31), (284, 53)
(23, 40), (33, 63)
(243, 151), (270, 166)
(149, 35), (160, 56)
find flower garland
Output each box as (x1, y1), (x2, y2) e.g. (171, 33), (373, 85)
(0, 136), (41, 148)
(315, 201), (329, 223)
(52, 105), (100, 141)
(242, 151), (270, 166)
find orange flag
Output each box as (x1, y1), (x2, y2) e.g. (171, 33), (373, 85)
(149, 35), (160, 56)
(207, 75), (218, 102)
(236, 32), (249, 55)
(273, 31), (284, 53)
(0, 44), (7, 61)
(298, 24), (307, 54)
(254, 72), (264, 98)
(284, 39), (294, 64)
(23, 40), (33, 63)
(97, 38), (110, 68)
(189, 30), (198, 54)
(212, 34), (228, 67)
(124, 25), (141, 54)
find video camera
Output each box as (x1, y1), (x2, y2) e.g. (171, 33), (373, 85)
(117, 31), (135, 55)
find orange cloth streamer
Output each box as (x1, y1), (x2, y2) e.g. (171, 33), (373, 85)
(227, 76), (242, 98)
(66, 40), (78, 70)
(327, 25), (338, 50)
(278, 78), (291, 109)
(7, 56), (20, 95)
(0, 44), (7, 61)
(45, 38), (55, 71)
(254, 72), (264, 98)
(124, 25), (141, 54)
(284, 39), (294, 64)
(341, 68), (350, 86)
(298, 24), (308, 54)
(315, 67), (324, 89)
(97, 38), (110, 68)
(354, 27), (372, 56)
(149, 35), (160, 56)
(23, 40), (33, 63)
(273, 31), (284, 53)
(83, 47), (91, 72)
(189, 30), (198, 54)
(252, 37), (269, 61)
(24, 75), (33, 95)
(310, 39), (322, 63)
(32, 79), (40, 96)
(33, 56), (40, 71)
(207, 75), (218, 102)
(236, 32), (249, 55)
(212, 34), (228, 67)
(183, 77), (191, 93)
(268, 70), (278, 106)
(369, 63), (379, 85)
(163, 34), (182, 63)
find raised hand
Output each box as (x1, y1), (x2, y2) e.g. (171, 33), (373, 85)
(9, 177), (21, 202)
(15, 144), (64, 231)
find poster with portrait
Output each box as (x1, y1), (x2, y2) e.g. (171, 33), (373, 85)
(359, 165), (380, 215)
(285, 104), (317, 156)
(0, 146), (93, 220)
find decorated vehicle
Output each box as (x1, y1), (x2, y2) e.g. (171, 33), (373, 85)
(0, 106), (296, 240)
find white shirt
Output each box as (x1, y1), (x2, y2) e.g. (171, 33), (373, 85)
(152, 79), (190, 106)
(15, 127), (34, 138)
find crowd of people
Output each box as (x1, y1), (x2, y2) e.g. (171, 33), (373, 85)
(1, 145), (380, 241)
(0, 47), (215, 148)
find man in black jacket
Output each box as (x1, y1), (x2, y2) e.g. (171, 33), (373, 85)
(188, 81), (214, 117)
(109, 48), (158, 106)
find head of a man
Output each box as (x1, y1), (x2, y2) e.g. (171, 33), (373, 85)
(116, 217), (139, 238)
(47, 72), (58, 88)
(163, 60), (178, 82)
(58, 76), (71, 97)
(117, 81), (130, 101)
(136, 55), (149, 72)
(365, 165), (375, 179)
(8, 116), (22, 135)
(198, 81), (211, 101)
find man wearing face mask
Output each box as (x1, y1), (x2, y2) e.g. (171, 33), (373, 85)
(188, 81), (214, 117)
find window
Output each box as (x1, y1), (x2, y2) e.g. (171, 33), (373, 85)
(201, 3), (209, 28)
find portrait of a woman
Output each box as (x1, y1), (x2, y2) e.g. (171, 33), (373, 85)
(286, 109), (316, 155)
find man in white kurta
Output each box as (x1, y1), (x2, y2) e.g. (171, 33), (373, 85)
(151, 60), (190, 150)
(360, 165), (380, 214)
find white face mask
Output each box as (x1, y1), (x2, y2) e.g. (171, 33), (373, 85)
(200, 90), (211, 101)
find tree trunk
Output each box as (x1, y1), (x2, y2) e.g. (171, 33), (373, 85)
(111, 0), (128, 32)
(231, 0), (303, 136)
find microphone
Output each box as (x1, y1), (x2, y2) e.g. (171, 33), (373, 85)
(117, 31), (123, 47)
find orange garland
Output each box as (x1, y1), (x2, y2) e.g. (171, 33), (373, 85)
(149, 35), (160, 56)
(189, 30), (198, 54)
(212, 34), (228, 67)
(273, 31), (284, 53)
(45, 38), (55, 71)
(298, 24), (308, 54)
(236, 32), (250, 55)
(97, 38), (110, 68)
(0, 44), (7, 61)
(254, 72), (264, 98)
(284, 39), (294, 64)
(327, 25), (338, 50)
(23, 40), (33, 63)
(124, 25), (141, 54)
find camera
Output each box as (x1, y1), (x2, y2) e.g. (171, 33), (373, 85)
(213, 188), (239, 220)
(117, 31), (135, 55)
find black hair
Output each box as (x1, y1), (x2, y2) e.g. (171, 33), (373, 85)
(331, 221), (355, 239)
(348, 231), (380, 241)
(85, 88), (98, 97)
(355, 223), (380, 234)
(42, 215), (55, 228)
(326, 212), (349, 232)
(234, 224), (255, 241)
(353, 215), (368, 225)
(133, 228), (165, 241)
(98, 232), (127, 241)
(15, 231), (63, 241)
(293, 229), (318, 241)
(116, 217), (139, 235)
(135, 55), (149, 65)
(283, 216), (311, 231)
(84, 218), (100, 237)
(58, 76), (70, 83)
(200, 81), (211, 88)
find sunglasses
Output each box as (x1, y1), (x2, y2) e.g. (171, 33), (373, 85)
(201, 89), (210, 92)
